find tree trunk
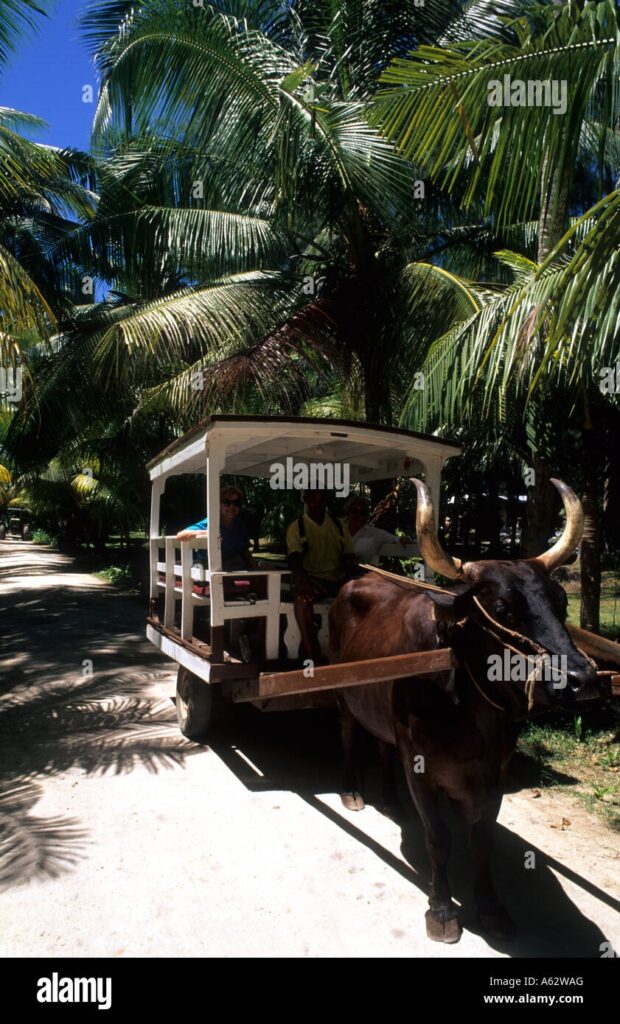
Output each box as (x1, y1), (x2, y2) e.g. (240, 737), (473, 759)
(363, 362), (394, 507)
(523, 155), (572, 556)
(363, 359), (391, 426)
(580, 398), (601, 632)
(537, 154), (571, 263)
(602, 407), (620, 551)
(522, 456), (558, 558)
(537, 157), (602, 628)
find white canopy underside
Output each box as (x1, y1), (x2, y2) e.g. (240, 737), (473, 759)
(148, 418), (461, 483)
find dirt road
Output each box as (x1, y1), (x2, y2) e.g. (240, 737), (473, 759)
(1, 540), (618, 958)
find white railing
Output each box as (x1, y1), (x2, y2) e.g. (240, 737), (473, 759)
(152, 536), (289, 654)
(151, 535), (423, 657)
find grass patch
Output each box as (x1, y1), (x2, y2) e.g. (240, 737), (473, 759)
(94, 563), (140, 591)
(517, 705), (620, 830)
(564, 568), (620, 640)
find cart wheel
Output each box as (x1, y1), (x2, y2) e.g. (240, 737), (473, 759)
(176, 666), (213, 741)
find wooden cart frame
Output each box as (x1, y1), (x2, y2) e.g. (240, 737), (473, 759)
(146, 415), (464, 737)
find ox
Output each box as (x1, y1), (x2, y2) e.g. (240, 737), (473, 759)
(329, 478), (600, 943)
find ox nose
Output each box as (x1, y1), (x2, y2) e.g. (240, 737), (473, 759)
(561, 663), (600, 701)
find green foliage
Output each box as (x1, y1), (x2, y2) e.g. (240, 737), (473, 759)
(399, 554), (424, 578)
(31, 528), (56, 546)
(375, 0), (620, 226)
(0, 0), (52, 70)
(2, 0), (619, 597)
(591, 784), (614, 800)
(95, 564), (133, 585)
(598, 748), (620, 770)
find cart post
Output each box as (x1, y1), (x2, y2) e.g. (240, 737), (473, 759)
(206, 444), (225, 658)
(149, 477), (164, 600)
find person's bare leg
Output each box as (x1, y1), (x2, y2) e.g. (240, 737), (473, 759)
(294, 596), (315, 659)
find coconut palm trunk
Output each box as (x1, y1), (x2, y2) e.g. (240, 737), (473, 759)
(581, 391), (601, 631)
(539, 157), (602, 633)
(534, 154), (602, 631)
(523, 158), (570, 557)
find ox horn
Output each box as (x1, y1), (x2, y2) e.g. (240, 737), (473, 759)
(411, 478), (464, 580)
(530, 478), (584, 573)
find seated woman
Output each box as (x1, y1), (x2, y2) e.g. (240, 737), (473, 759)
(177, 485), (262, 659)
(344, 495), (413, 562)
(176, 484), (256, 571)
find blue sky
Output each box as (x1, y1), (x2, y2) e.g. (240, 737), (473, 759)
(1, 0), (96, 152)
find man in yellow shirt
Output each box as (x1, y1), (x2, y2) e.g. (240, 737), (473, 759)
(286, 489), (359, 660)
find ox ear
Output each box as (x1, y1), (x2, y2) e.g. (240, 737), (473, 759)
(427, 585), (475, 622)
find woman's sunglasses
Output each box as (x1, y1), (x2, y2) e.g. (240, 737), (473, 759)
(222, 499), (241, 507)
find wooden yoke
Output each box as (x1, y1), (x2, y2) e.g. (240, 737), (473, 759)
(231, 647), (456, 702)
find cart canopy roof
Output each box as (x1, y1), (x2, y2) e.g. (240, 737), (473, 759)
(148, 416), (461, 485)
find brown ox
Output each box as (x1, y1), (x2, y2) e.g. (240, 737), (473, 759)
(329, 478), (600, 943)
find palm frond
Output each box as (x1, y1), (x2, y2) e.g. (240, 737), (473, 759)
(0, 0), (50, 70)
(89, 271), (291, 376)
(402, 186), (620, 433)
(531, 187), (620, 390)
(66, 204), (287, 281)
(0, 242), (56, 343)
(373, 0), (620, 225)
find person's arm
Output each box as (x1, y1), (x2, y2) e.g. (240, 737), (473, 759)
(386, 528), (413, 545)
(374, 526), (413, 546)
(176, 517), (208, 541)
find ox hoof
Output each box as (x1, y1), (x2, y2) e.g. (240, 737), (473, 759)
(477, 907), (516, 941)
(341, 790), (365, 812)
(425, 906), (462, 944)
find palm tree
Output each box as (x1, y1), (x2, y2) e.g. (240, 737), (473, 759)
(375, 0), (620, 628)
(6, 1), (545, 533)
(1, 0), (57, 358)
(70, 0), (517, 427)
(0, 1), (103, 547)
(0, 1), (97, 385)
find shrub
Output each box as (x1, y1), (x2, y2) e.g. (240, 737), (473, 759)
(96, 564), (133, 586)
(31, 529), (57, 546)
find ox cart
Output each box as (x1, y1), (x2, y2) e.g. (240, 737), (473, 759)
(146, 415), (620, 740)
(146, 415), (466, 738)
(146, 417), (620, 944)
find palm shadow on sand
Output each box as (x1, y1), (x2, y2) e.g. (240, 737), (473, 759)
(0, 582), (198, 890)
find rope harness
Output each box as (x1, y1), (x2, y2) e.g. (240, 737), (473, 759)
(358, 562), (573, 714)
